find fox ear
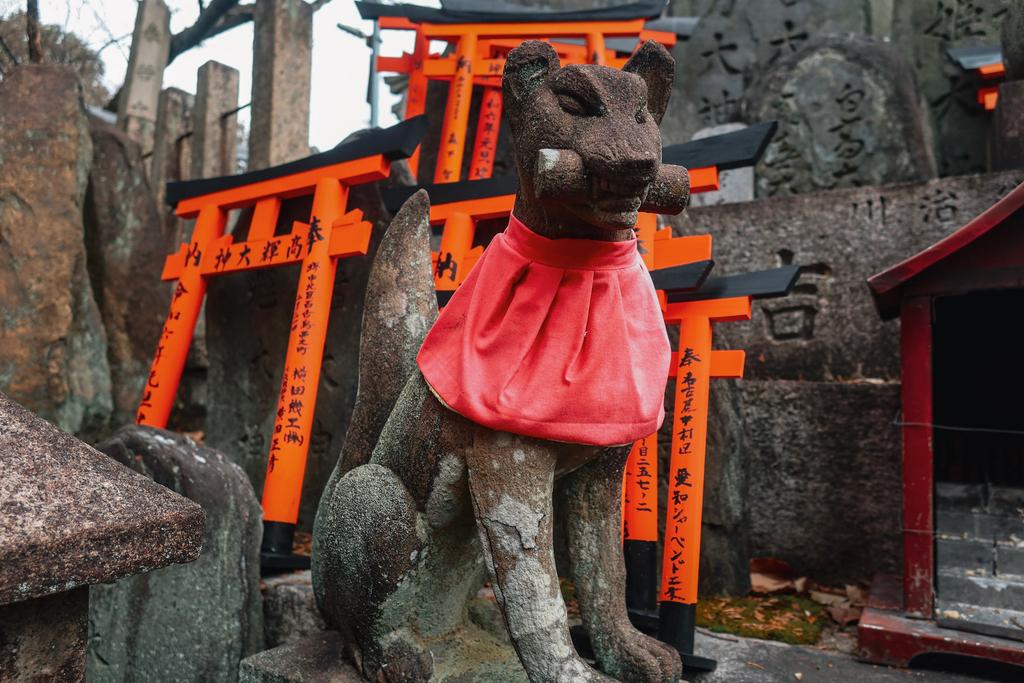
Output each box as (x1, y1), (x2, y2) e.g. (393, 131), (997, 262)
(503, 40), (560, 105)
(623, 40), (675, 124)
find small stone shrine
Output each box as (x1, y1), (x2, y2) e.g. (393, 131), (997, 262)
(0, 392), (204, 680)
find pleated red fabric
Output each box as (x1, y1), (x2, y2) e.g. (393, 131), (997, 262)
(417, 214), (670, 446)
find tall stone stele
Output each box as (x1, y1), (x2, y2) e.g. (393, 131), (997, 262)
(0, 393), (203, 681)
(248, 0), (313, 170)
(745, 34), (936, 197)
(117, 0), (171, 157)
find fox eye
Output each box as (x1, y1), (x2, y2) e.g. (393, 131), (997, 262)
(556, 91), (597, 116)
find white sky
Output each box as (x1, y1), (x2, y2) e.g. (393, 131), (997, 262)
(1, 0), (439, 150)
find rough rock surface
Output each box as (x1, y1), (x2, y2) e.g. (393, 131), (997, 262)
(87, 425), (263, 683)
(0, 65), (112, 438)
(0, 392), (204, 605)
(83, 117), (173, 427)
(263, 571), (328, 649)
(892, 0), (1011, 176)
(745, 35), (936, 197)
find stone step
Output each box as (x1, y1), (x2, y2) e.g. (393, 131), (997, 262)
(936, 569), (1024, 610)
(936, 509), (1023, 543)
(997, 541), (1024, 577)
(936, 537), (995, 575)
(935, 599), (1024, 643)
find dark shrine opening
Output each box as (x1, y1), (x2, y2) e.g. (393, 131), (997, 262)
(933, 288), (1024, 488)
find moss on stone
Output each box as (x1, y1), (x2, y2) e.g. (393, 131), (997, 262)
(696, 595), (826, 645)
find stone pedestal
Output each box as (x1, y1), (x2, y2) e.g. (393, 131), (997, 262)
(240, 632), (362, 683)
(991, 80), (1024, 171)
(0, 392), (203, 681)
(248, 0), (313, 170)
(117, 0), (171, 156)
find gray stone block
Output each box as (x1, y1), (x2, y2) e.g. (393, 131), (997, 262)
(263, 571), (328, 649)
(88, 426), (263, 683)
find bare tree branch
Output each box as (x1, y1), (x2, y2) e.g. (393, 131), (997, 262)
(26, 0), (42, 63)
(167, 0), (241, 64)
(0, 33), (20, 67)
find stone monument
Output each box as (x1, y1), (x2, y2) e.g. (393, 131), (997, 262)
(745, 35), (936, 197)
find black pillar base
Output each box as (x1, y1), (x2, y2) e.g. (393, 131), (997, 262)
(658, 602), (717, 672)
(260, 520), (310, 573)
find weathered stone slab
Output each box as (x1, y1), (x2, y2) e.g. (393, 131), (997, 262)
(892, 0), (1011, 176)
(249, 0), (313, 170)
(0, 392), (203, 604)
(83, 117), (173, 427)
(87, 425), (263, 683)
(263, 571), (327, 648)
(688, 124), (755, 207)
(745, 35), (936, 197)
(672, 170), (1024, 382)
(661, 0), (873, 145)
(0, 65), (112, 438)
(117, 0), (170, 155)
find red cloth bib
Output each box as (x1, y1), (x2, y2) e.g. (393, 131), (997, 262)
(417, 215), (670, 446)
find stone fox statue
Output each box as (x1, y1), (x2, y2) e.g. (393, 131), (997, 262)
(313, 40), (691, 683)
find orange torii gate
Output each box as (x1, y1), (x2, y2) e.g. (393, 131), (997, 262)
(622, 257), (798, 672)
(138, 118), (427, 567)
(357, 0), (679, 182)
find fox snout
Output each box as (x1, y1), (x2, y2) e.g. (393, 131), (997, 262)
(534, 148), (689, 216)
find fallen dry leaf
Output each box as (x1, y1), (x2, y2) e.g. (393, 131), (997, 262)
(810, 590), (847, 606)
(826, 603), (863, 626)
(845, 584), (867, 606)
(794, 672), (804, 680)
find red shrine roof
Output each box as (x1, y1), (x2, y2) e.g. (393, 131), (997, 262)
(868, 180), (1024, 319)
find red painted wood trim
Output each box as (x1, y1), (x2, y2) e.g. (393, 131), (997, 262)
(868, 180), (1024, 317)
(899, 296), (934, 618)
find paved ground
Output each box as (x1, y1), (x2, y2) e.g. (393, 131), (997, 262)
(690, 631), (1023, 683)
